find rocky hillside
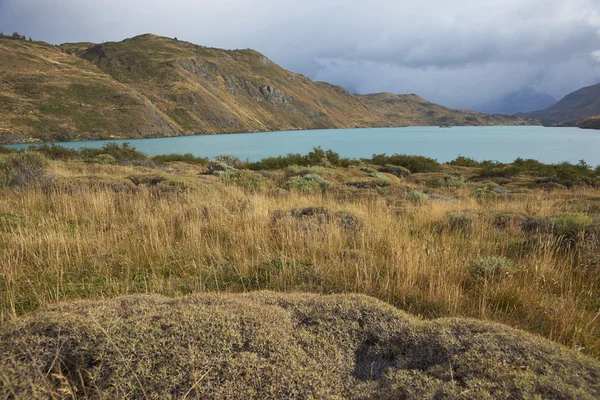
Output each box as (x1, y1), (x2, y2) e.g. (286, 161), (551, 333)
(555, 115), (600, 130)
(2, 292), (599, 398)
(521, 83), (600, 125)
(0, 34), (533, 144)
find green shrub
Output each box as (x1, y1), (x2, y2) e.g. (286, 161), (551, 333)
(220, 170), (264, 191)
(447, 211), (476, 232)
(247, 153), (307, 170)
(0, 152), (49, 187)
(215, 155), (244, 168)
(92, 154), (117, 165)
(467, 256), (516, 279)
(370, 154), (440, 173)
(548, 213), (594, 243)
(36, 144), (79, 160)
(475, 183), (499, 198)
(206, 160), (236, 175)
(449, 156), (480, 167)
(477, 165), (520, 178)
(360, 167), (386, 179)
(153, 153), (208, 164)
(81, 143), (146, 164)
(378, 165), (411, 177)
(0, 146), (18, 154)
(405, 189), (428, 204)
(443, 174), (467, 188)
(284, 174), (331, 193)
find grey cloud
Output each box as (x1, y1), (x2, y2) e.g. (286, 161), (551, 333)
(1, 0), (599, 109)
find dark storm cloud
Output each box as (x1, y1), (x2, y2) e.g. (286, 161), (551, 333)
(1, 0), (599, 109)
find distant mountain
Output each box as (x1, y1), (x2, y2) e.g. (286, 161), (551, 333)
(0, 34), (534, 144)
(520, 83), (600, 125)
(475, 87), (556, 115)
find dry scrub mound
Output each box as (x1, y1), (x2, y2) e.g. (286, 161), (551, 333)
(2, 292), (599, 399)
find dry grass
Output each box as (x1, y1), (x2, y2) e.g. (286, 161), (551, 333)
(2, 292), (600, 399)
(1, 159), (600, 362)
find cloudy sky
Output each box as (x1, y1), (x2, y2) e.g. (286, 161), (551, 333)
(1, 0), (600, 109)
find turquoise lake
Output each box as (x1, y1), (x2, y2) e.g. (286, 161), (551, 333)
(7, 126), (600, 165)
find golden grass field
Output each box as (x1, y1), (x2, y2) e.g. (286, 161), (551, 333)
(1, 156), (599, 354)
(1, 149), (600, 398)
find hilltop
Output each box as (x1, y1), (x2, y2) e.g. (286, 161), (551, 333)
(0, 34), (533, 143)
(520, 83), (600, 125)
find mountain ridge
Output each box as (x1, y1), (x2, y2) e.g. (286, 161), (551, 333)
(0, 34), (534, 144)
(519, 83), (600, 125)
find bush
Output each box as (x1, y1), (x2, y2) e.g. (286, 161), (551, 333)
(220, 170), (264, 191)
(81, 143), (146, 164)
(467, 256), (516, 280)
(36, 144), (79, 160)
(449, 156), (480, 167)
(246, 148), (341, 170)
(378, 165), (411, 177)
(215, 155), (244, 168)
(447, 211), (476, 232)
(153, 153), (208, 165)
(0, 146), (18, 154)
(475, 183), (499, 198)
(370, 154), (440, 173)
(284, 174), (331, 193)
(548, 213), (594, 243)
(92, 154), (117, 165)
(442, 174), (467, 188)
(247, 153), (307, 170)
(405, 189), (428, 204)
(360, 167), (386, 179)
(0, 152), (49, 187)
(477, 165), (520, 178)
(206, 160), (236, 175)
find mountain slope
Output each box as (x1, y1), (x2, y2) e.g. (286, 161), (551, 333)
(475, 87), (556, 115)
(0, 34), (534, 143)
(521, 83), (600, 124)
(0, 38), (179, 143)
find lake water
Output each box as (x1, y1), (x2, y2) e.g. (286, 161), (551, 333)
(7, 126), (600, 165)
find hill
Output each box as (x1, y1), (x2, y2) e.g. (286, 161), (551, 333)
(520, 83), (600, 125)
(0, 34), (533, 143)
(475, 87), (556, 115)
(2, 292), (599, 398)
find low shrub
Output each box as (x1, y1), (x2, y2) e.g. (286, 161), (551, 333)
(370, 153), (440, 173)
(548, 213), (594, 243)
(284, 174), (332, 193)
(405, 189), (428, 204)
(153, 153), (208, 164)
(0, 152), (50, 187)
(467, 256), (516, 280)
(449, 155), (480, 167)
(215, 155), (244, 168)
(92, 154), (117, 165)
(81, 143), (146, 164)
(378, 165), (411, 177)
(442, 174), (467, 188)
(360, 166), (386, 179)
(206, 160), (236, 175)
(247, 148), (341, 170)
(448, 211), (476, 233)
(220, 170), (264, 191)
(0, 146), (18, 154)
(36, 144), (79, 160)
